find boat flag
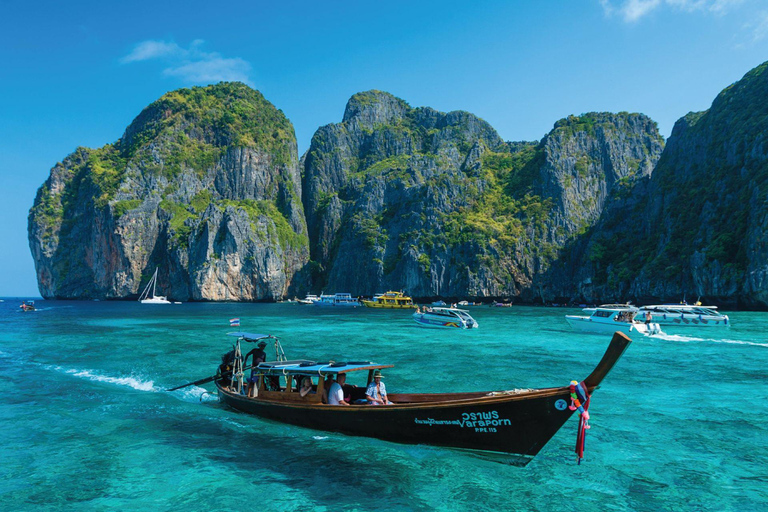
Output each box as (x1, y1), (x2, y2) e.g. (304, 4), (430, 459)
(229, 318), (240, 327)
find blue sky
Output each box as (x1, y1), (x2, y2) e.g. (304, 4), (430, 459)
(2, 0), (768, 296)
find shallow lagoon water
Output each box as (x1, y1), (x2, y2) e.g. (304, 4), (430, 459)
(1, 300), (766, 511)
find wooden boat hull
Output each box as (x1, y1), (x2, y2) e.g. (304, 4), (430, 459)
(214, 332), (632, 463)
(218, 384), (574, 462)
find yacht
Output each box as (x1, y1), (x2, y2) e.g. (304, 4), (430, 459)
(314, 293), (360, 307)
(565, 306), (662, 335)
(361, 291), (416, 309)
(138, 269), (172, 304)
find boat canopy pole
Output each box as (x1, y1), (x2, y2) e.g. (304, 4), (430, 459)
(273, 337), (287, 362)
(232, 339), (244, 393)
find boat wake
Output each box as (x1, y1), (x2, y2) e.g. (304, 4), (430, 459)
(172, 385), (219, 403)
(652, 333), (768, 348)
(651, 333), (705, 343)
(43, 364), (158, 391)
(0, 351), (157, 391)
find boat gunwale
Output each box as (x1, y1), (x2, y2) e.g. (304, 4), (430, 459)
(216, 382), (571, 411)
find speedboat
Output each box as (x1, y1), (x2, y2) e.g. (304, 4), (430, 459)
(431, 300), (447, 307)
(314, 293), (360, 307)
(361, 291), (416, 309)
(636, 304), (729, 326)
(173, 331), (633, 465)
(565, 306), (662, 335)
(20, 300), (35, 312)
(413, 307), (479, 329)
(296, 294), (320, 305)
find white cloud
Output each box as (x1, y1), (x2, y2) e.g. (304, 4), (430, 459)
(120, 39), (253, 86)
(623, 0), (662, 22)
(601, 0), (744, 22)
(744, 11), (768, 43)
(163, 57), (253, 85)
(120, 40), (183, 64)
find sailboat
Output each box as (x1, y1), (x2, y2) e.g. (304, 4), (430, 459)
(138, 269), (172, 304)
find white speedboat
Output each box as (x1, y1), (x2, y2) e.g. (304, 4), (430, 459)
(138, 269), (172, 304)
(636, 304), (729, 326)
(565, 307), (662, 335)
(314, 293), (360, 307)
(413, 307), (479, 329)
(296, 294), (320, 305)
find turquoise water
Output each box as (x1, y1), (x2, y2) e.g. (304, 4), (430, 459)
(1, 300), (766, 511)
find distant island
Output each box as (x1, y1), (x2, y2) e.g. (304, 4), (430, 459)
(28, 61), (768, 308)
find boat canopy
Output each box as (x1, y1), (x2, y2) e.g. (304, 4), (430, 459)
(430, 307), (470, 314)
(255, 360), (394, 377)
(227, 332), (274, 342)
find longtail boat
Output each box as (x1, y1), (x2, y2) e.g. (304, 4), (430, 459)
(196, 331), (631, 465)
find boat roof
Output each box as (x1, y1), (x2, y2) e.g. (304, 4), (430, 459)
(428, 307), (470, 313)
(255, 360), (394, 376)
(641, 304), (718, 310)
(227, 332), (275, 342)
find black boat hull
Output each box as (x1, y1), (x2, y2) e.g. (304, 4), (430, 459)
(217, 384), (576, 460)
(213, 332), (631, 462)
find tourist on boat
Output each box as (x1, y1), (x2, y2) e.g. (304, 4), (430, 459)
(328, 373), (350, 406)
(321, 374), (335, 403)
(366, 370), (392, 405)
(299, 377), (314, 397)
(644, 311), (653, 325)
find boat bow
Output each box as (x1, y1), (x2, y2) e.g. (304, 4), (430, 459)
(583, 331), (632, 390)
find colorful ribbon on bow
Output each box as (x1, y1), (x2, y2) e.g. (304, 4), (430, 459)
(569, 380), (591, 464)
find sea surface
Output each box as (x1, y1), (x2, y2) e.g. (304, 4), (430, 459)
(1, 299), (766, 511)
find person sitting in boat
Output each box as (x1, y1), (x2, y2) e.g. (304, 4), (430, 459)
(328, 373), (350, 406)
(366, 370), (392, 405)
(321, 374), (335, 403)
(299, 377), (314, 397)
(217, 349), (237, 390)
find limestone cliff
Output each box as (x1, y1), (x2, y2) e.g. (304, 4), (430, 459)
(28, 82), (308, 300)
(568, 61), (768, 307)
(29, 60), (768, 307)
(302, 91), (663, 299)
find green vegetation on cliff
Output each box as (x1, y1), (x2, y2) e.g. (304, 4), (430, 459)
(123, 82), (294, 178)
(587, 62), (768, 290)
(31, 82), (298, 251)
(223, 199), (308, 253)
